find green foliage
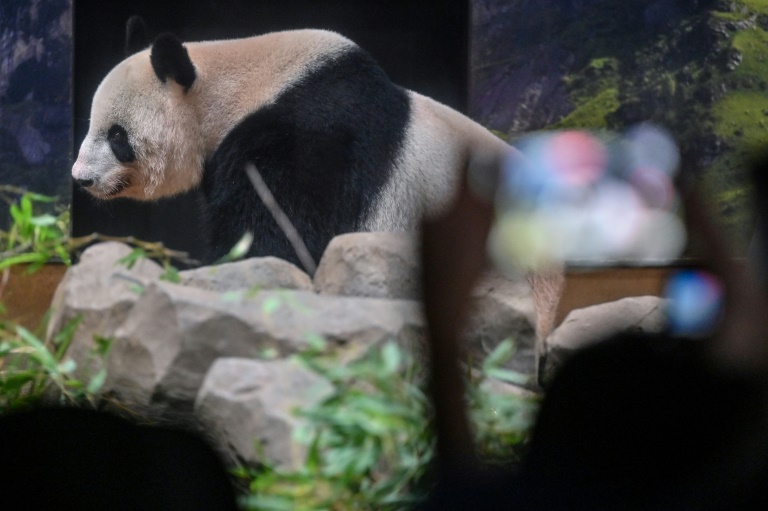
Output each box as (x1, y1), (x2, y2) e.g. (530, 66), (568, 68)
(708, 89), (768, 243)
(238, 340), (537, 511)
(116, 247), (148, 270)
(160, 262), (182, 283)
(470, 341), (536, 463)
(731, 28), (768, 81)
(713, 91), (768, 150)
(0, 316), (111, 412)
(1, 188), (197, 281)
(0, 188), (70, 271)
(216, 231), (255, 264)
(737, 0), (768, 15)
(0, 189), (110, 412)
(551, 87), (620, 129)
(712, 10), (752, 21)
(588, 57), (616, 71)
(0, 188), (181, 413)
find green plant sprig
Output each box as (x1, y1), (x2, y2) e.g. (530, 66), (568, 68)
(0, 316), (111, 412)
(0, 190), (198, 275)
(0, 192), (70, 271)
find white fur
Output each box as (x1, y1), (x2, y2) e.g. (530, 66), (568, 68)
(365, 92), (511, 230)
(73, 50), (204, 199)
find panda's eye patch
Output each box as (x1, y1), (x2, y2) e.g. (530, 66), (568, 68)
(107, 124), (135, 163)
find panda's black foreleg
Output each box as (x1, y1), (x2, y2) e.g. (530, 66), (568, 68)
(201, 111), (363, 270)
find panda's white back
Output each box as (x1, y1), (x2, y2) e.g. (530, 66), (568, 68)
(366, 90), (511, 231)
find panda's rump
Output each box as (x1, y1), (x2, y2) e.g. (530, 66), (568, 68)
(201, 45), (411, 266)
(364, 91), (511, 231)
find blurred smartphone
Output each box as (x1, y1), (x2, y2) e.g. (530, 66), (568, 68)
(487, 125), (686, 273)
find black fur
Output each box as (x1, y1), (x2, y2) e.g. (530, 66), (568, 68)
(107, 124), (135, 163)
(150, 34), (196, 91)
(125, 15), (149, 56)
(201, 46), (411, 268)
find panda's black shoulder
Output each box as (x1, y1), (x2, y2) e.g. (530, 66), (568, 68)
(200, 42), (412, 265)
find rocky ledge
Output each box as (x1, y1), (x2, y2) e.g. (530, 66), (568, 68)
(45, 232), (667, 468)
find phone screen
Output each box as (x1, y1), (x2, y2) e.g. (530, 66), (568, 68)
(488, 124), (686, 273)
(664, 269), (724, 338)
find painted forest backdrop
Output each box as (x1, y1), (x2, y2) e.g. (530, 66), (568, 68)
(0, 0), (72, 229)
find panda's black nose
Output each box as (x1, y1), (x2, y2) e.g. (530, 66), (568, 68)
(75, 178), (94, 188)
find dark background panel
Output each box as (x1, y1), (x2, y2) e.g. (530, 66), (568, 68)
(73, 0), (468, 264)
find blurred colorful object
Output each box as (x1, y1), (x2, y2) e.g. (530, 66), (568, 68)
(664, 269), (724, 338)
(489, 124), (686, 271)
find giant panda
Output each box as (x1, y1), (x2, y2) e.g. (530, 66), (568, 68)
(72, 25), (512, 270)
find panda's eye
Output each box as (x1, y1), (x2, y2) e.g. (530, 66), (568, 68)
(107, 124), (136, 163)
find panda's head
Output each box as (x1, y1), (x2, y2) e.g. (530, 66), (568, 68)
(73, 34), (204, 200)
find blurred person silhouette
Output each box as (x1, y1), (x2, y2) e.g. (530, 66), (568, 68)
(420, 148), (768, 510)
(0, 407), (239, 510)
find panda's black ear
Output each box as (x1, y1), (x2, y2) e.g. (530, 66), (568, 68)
(150, 33), (196, 91)
(125, 15), (149, 55)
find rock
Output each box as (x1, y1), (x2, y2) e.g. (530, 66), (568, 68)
(464, 271), (537, 377)
(542, 296), (667, 384)
(195, 357), (332, 469)
(313, 235), (543, 378)
(314, 232), (421, 299)
(45, 242), (163, 378)
(179, 257), (312, 293)
(98, 282), (424, 413)
(481, 376), (539, 401)
(721, 48), (743, 72)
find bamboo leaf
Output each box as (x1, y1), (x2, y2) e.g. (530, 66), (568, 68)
(0, 252), (47, 270)
(87, 369), (107, 395)
(30, 214), (57, 227)
(54, 316), (83, 360)
(485, 367), (531, 386)
(25, 193), (56, 203)
(57, 359), (77, 374)
(160, 263), (181, 283)
(226, 231), (254, 261)
(482, 339), (516, 372)
(117, 247), (146, 270)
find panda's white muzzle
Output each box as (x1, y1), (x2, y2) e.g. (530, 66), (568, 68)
(72, 138), (132, 198)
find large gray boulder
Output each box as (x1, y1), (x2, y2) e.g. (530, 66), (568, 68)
(179, 256), (312, 293)
(196, 357), (332, 469)
(45, 242), (163, 377)
(48, 238), (538, 414)
(314, 232), (421, 299)
(543, 295), (668, 383)
(464, 271), (537, 377)
(98, 282), (424, 412)
(315, 233), (538, 376)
